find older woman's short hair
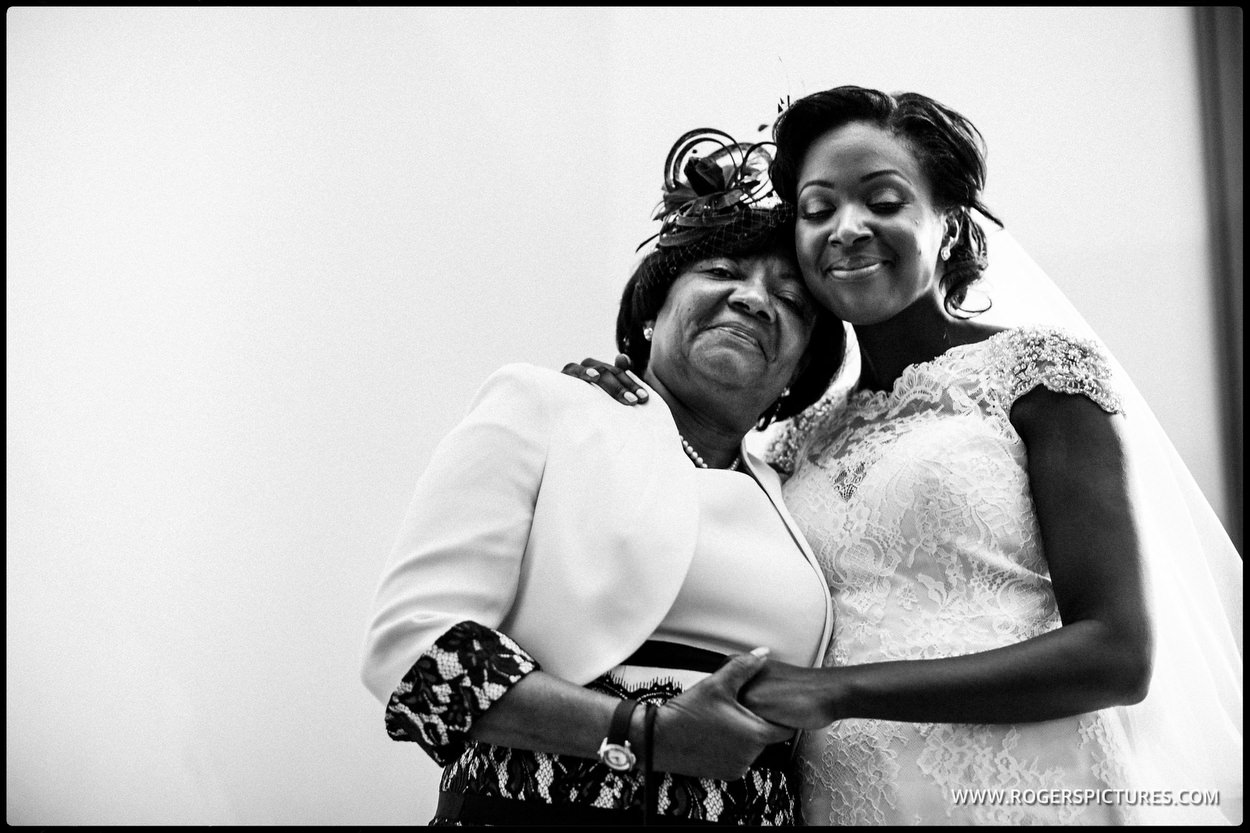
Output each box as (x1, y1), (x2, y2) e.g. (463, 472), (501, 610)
(615, 204), (845, 427)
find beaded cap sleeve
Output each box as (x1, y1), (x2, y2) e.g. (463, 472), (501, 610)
(385, 620), (538, 766)
(994, 325), (1122, 416)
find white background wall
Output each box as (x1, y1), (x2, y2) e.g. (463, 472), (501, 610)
(7, 7), (1231, 825)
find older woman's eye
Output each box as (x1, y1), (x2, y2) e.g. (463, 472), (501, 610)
(772, 288), (808, 312)
(787, 296), (814, 316)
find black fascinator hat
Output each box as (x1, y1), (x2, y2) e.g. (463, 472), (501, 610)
(621, 130), (797, 358)
(640, 128), (793, 255)
(616, 128), (842, 428)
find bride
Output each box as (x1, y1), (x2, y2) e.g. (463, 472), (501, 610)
(743, 84), (1242, 826)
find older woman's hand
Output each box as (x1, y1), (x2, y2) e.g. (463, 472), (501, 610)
(737, 658), (842, 731)
(561, 353), (648, 405)
(652, 650), (794, 781)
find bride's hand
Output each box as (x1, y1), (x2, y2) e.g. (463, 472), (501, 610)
(738, 659), (843, 730)
(560, 353), (649, 405)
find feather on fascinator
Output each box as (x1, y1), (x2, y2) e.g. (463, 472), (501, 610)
(639, 128), (787, 252)
(617, 125), (841, 426)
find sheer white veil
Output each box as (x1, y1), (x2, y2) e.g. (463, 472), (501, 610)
(971, 218), (1243, 824)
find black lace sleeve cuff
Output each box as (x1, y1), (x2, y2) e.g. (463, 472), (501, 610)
(383, 620), (539, 766)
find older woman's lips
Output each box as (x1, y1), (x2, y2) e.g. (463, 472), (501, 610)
(710, 323), (766, 353)
(825, 261), (884, 281)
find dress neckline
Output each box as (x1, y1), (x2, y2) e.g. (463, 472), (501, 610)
(848, 327), (1018, 409)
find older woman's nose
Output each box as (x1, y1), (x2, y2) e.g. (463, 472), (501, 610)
(728, 273), (775, 319)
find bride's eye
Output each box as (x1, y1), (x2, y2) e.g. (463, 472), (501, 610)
(800, 200), (834, 221)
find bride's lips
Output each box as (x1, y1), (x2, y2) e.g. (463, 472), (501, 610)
(824, 259), (885, 282)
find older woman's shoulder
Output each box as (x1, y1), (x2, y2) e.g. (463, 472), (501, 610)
(468, 363), (618, 414)
(481, 362), (562, 386)
(479, 363), (600, 395)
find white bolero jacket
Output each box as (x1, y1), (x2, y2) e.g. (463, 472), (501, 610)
(361, 363), (833, 703)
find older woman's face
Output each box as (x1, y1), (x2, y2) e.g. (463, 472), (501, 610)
(794, 121), (948, 325)
(646, 250), (816, 416)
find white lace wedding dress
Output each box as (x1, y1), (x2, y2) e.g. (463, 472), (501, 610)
(769, 325), (1140, 825)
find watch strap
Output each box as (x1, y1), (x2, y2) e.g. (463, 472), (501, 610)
(643, 702), (659, 824)
(598, 699), (639, 771)
(608, 698), (638, 745)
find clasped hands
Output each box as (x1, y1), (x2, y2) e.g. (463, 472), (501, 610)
(737, 654), (842, 730)
(661, 649), (839, 781)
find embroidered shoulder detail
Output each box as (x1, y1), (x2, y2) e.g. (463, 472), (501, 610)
(766, 386), (845, 477)
(766, 420), (804, 478)
(999, 326), (1123, 415)
(385, 620), (538, 766)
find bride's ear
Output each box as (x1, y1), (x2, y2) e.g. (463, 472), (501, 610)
(940, 214), (961, 261)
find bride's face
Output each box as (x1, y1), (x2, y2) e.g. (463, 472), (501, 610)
(794, 121), (948, 326)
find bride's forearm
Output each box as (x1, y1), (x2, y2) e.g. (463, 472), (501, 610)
(744, 619), (1151, 728)
(838, 620), (1149, 723)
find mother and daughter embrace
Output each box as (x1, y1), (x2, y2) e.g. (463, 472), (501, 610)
(361, 85), (1242, 826)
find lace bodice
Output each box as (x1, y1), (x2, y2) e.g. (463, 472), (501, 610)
(770, 326), (1139, 825)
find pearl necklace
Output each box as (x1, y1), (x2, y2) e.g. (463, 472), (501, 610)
(679, 434), (742, 471)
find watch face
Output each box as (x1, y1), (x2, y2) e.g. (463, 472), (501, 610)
(600, 743), (636, 771)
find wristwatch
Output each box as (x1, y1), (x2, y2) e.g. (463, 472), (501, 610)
(597, 699), (639, 771)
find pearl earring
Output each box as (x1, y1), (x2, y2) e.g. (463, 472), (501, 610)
(643, 326), (654, 341)
(782, 387), (791, 397)
(940, 244), (952, 262)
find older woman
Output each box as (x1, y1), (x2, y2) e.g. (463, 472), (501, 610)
(360, 131), (845, 825)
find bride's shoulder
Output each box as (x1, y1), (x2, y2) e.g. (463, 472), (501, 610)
(989, 323), (1103, 355)
(982, 326), (1122, 414)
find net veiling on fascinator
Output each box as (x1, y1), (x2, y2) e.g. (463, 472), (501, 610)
(633, 129), (795, 289)
(619, 127), (844, 426)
